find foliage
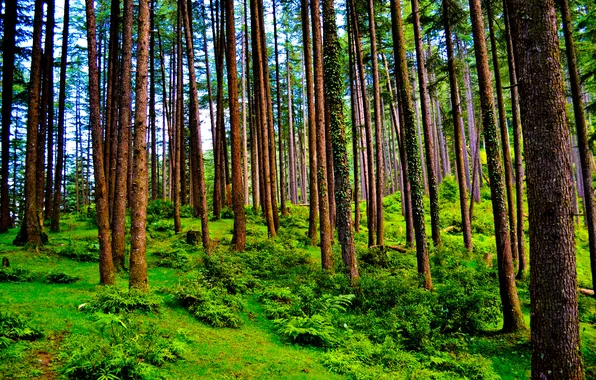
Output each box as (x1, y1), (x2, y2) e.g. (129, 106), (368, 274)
(57, 239), (100, 262)
(83, 287), (162, 314)
(0, 312), (43, 349)
(43, 271), (81, 284)
(60, 313), (187, 379)
(0, 267), (33, 282)
(151, 248), (192, 269)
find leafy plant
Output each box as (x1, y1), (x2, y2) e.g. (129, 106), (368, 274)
(0, 312), (43, 349)
(83, 287), (162, 314)
(0, 267), (33, 282)
(44, 271), (81, 284)
(57, 240), (100, 262)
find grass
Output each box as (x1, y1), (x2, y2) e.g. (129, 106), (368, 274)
(0, 184), (595, 379)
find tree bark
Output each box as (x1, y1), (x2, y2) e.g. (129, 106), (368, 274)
(467, 0), (524, 332)
(85, 0), (115, 285)
(390, 0), (431, 289)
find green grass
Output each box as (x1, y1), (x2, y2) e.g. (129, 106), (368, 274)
(0, 185), (595, 379)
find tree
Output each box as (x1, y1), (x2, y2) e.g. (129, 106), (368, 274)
(225, 0), (247, 251)
(390, 0), (431, 289)
(112, 0), (134, 271)
(322, 0), (359, 283)
(1, 0), (18, 232)
(311, 0), (333, 270)
(129, 0), (151, 291)
(467, 0), (524, 332)
(507, 0), (585, 377)
(410, 0), (440, 247)
(51, 0), (70, 232)
(85, 0), (115, 285)
(14, 0), (45, 246)
(301, 0), (318, 246)
(558, 0), (596, 295)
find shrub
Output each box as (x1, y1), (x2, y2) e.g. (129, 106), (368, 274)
(0, 312), (43, 349)
(151, 249), (192, 269)
(0, 267), (33, 283)
(60, 313), (187, 379)
(57, 240), (100, 262)
(171, 279), (243, 328)
(83, 287), (162, 314)
(146, 199), (174, 223)
(44, 271), (81, 284)
(147, 219), (174, 232)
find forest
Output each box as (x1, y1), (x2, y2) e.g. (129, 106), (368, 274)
(1, 0), (596, 378)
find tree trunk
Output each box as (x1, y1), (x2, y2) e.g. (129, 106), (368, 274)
(311, 0), (333, 269)
(390, 0), (431, 289)
(1, 0), (17, 232)
(150, 0), (157, 201)
(443, 0), (472, 252)
(347, 22), (360, 233)
(129, 0), (151, 291)
(225, 0), (247, 251)
(323, 0), (359, 283)
(181, 0), (211, 251)
(559, 0), (596, 296)
(85, 0), (115, 285)
(487, 1), (519, 276)
(467, 0), (524, 332)
(301, 0), (318, 245)
(51, 0), (70, 232)
(411, 0), (440, 247)
(287, 45), (298, 206)
(15, 0), (44, 246)
(111, 0), (134, 271)
(272, 2), (287, 217)
(43, 0), (56, 221)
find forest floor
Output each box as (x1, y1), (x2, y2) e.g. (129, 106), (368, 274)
(1, 178), (595, 379)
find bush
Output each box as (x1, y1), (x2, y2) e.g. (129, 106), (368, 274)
(151, 249), (192, 269)
(0, 312), (43, 349)
(171, 279), (243, 328)
(83, 287), (162, 314)
(0, 267), (33, 283)
(57, 240), (100, 262)
(44, 271), (81, 284)
(60, 313), (187, 379)
(146, 199), (174, 223)
(147, 219), (174, 232)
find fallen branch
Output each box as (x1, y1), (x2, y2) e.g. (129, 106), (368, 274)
(579, 288), (594, 296)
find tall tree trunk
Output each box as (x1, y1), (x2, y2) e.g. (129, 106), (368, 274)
(348, 21), (360, 233)
(272, 2), (287, 216)
(129, 0), (151, 291)
(390, 0), (431, 289)
(85, 0), (115, 285)
(559, 0), (596, 295)
(51, 0), (70, 232)
(43, 0), (56, 220)
(367, 0), (384, 246)
(507, 0), (584, 377)
(411, 0), (440, 247)
(112, 0), (134, 271)
(311, 0), (333, 269)
(443, 0), (472, 252)
(225, 0), (247, 251)
(502, 0), (526, 278)
(287, 43), (298, 206)
(323, 0), (359, 283)
(467, 0), (524, 332)
(487, 1), (519, 275)
(15, 0), (44, 246)
(173, 13), (183, 233)
(150, 0), (157, 201)
(242, 28), (250, 205)
(462, 57), (481, 202)
(181, 0), (211, 250)
(1, 0), (17, 232)
(301, 0), (318, 245)
(349, 0), (376, 246)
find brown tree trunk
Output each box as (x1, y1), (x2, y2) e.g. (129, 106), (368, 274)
(51, 0), (70, 232)
(287, 48), (298, 205)
(181, 0), (211, 250)
(301, 0), (318, 246)
(347, 21), (360, 233)
(487, 1), (519, 275)
(129, 0), (151, 291)
(43, 0), (55, 221)
(173, 13), (182, 233)
(349, 0), (377, 246)
(391, 0), (431, 289)
(507, 0), (584, 377)
(15, 0), (44, 246)
(411, 0), (440, 247)
(311, 0), (333, 269)
(467, 0), (524, 332)
(111, 0), (134, 272)
(1, 0), (17, 232)
(150, 0), (157, 201)
(273, 2), (287, 216)
(225, 0), (246, 251)
(559, 0), (596, 296)
(85, 0), (115, 285)
(443, 0), (472, 252)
